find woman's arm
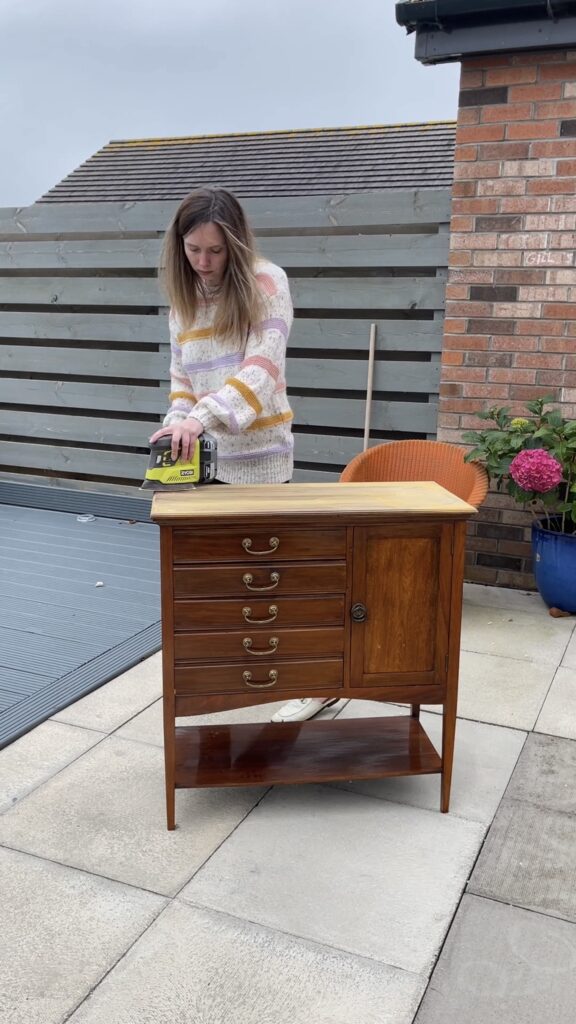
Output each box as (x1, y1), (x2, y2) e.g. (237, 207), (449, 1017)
(149, 312), (204, 460)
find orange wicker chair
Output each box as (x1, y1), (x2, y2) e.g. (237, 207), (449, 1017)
(339, 439), (488, 508)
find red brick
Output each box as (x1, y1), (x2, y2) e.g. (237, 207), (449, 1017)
(495, 269), (546, 284)
(456, 125), (506, 143)
(538, 369), (576, 386)
(557, 160), (576, 174)
(542, 302), (576, 318)
(546, 269), (576, 283)
(464, 55), (513, 69)
(525, 213), (576, 229)
(439, 398), (485, 413)
(439, 383), (464, 397)
(442, 351), (465, 365)
(443, 318), (467, 334)
(535, 100), (576, 119)
(454, 161), (502, 180)
(488, 367), (536, 383)
(500, 196), (550, 212)
(509, 83), (563, 102)
(542, 338), (576, 351)
(473, 251), (522, 267)
(460, 69), (485, 89)
(450, 232), (498, 250)
(568, 321), (576, 335)
(506, 121), (558, 140)
(482, 102), (533, 122)
(498, 540), (532, 558)
(465, 566), (500, 585)
(486, 66), (537, 86)
(443, 335), (490, 350)
(452, 197), (500, 215)
(462, 383), (511, 398)
(458, 108), (481, 126)
(527, 178), (576, 195)
(455, 145), (478, 162)
(449, 216), (475, 232)
(519, 318), (565, 335)
(497, 232), (548, 250)
(444, 284), (470, 300)
(540, 62), (576, 80)
(450, 269), (494, 284)
(465, 352), (512, 367)
(478, 142), (530, 160)
(514, 50), (567, 63)
(565, 356), (576, 369)
(509, 384), (561, 400)
(449, 250), (473, 267)
(477, 179), (526, 196)
(549, 231), (576, 248)
(445, 301), (494, 317)
(452, 180), (478, 197)
(502, 158), (555, 176)
(514, 353), (564, 369)
(518, 286), (569, 302)
(531, 140), (576, 156)
(522, 250), (573, 267)
(490, 336), (539, 351)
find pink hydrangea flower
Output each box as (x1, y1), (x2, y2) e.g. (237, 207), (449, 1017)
(509, 449), (564, 493)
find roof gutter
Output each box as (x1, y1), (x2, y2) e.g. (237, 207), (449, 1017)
(396, 0), (575, 32)
(395, 0), (576, 64)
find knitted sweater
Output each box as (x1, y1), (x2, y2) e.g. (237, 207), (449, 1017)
(163, 259), (294, 484)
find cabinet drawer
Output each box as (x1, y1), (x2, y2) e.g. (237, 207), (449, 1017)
(173, 528), (346, 563)
(174, 596), (346, 631)
(174, 627), (345, 662)
(174, 658), (343, 695)
(173, 562), (347, 598)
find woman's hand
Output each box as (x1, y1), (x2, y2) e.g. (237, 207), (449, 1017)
(149, 417), (204, 462)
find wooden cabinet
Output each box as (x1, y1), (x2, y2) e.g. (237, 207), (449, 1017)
(152, 482), (474, 829)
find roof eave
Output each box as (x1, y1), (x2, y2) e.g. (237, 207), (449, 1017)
(397, 9), (576, 64)
(396, 0), (576, 33)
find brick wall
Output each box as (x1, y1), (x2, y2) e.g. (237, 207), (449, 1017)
(439, 47), (576, 590)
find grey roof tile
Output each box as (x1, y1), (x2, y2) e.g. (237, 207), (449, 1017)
(39, 122), (456, 202)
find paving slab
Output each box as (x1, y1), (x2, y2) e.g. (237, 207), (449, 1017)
(415, 893), (576, 1024)
(460, 602), (573, 664)
(0, 734), (265, 896)
(0, 845), (165, 1024)
(536, 667), (576, 741)
(469, 799), (576, 921)
(504, 732), (576, 814)
(463, 582), (546, 614)
(67, 900), (425, 1024)
(52, 651), (162, 733)
(180, 784), (484, 974)
(116, 695), (345, 746)
(0, 719), (105, 813)
(332, 702), (525, 824)
(562, 627), (576, 668)
(437, 649), (555, 730)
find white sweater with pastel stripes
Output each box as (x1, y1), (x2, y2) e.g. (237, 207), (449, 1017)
(163, 260), (294, 484)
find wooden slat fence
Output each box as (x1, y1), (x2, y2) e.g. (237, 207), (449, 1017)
(0, 190), (450, 492)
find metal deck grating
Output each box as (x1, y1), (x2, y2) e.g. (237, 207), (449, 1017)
(0, 500), (160, 748)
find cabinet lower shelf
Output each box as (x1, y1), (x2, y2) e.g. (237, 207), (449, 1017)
(174, 715), (442, 789)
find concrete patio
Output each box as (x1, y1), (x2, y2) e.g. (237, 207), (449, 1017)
(2, 582), (576, 1023)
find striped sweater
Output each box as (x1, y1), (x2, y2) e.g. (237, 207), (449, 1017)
(163, 259), (294, 484)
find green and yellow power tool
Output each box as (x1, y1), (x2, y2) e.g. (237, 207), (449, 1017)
(142, 433), (218, 490)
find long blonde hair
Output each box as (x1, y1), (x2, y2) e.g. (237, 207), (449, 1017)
(160, 188), (264, 340)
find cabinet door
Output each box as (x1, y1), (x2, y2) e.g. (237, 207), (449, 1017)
(350, 523), (453, 688)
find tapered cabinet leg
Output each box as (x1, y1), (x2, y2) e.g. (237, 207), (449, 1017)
(440, 699), (457, 813)
(411, 704), (421, 719)
(166, 780), (176, 831)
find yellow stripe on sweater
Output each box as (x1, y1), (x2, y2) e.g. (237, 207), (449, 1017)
(169, 390), (196, 402)
(178, 327), (212, 345)
(226, 378), (262, 415)
(247, 411), (293, 431)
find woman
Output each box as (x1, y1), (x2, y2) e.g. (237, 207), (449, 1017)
(150, 187), (335, 723)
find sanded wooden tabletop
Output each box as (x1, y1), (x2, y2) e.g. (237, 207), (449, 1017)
(151, 481), (476, 523)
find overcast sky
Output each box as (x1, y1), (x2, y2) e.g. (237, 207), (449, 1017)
(0, 0), (460, 207)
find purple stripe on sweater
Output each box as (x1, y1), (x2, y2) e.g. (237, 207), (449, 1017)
(183, 352), (243, 374)
(258, 317), (289, 339)
(210, 393), (240, 435)
(218, 444), (293, 461)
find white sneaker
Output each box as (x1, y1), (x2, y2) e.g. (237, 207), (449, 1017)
(270, 697), (339, 723)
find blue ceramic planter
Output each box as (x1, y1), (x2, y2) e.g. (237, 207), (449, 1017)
(532, 518), (576, 614)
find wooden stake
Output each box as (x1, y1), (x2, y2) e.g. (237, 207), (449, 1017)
(363, 323), (377, 452)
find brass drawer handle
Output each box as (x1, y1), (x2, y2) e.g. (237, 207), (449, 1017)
(243, 571), (280, 592)
(243, 669), (278, 689)
(242, 536), (280, 555)
(242, 604), (278, 624)
(243, 636), (279, 656)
